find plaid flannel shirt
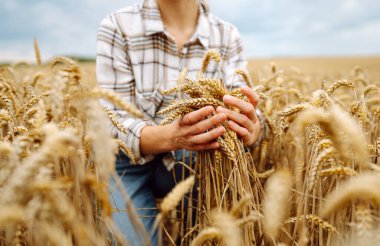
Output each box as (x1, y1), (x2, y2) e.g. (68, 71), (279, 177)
(96, 0), (256, 170)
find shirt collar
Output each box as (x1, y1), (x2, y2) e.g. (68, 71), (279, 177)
(140, 0), (210, 48)
(195, 1), (210, 48)
(140, 0), (164, 35)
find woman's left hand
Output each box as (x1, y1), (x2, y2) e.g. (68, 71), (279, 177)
(216, 86), (261, 146)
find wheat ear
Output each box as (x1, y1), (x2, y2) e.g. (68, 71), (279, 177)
(114, 139), (137, 164)
(190, 227), (222, 246)
(89, 89), (143, 118)
(160, 175), (195, 216)
(263, 169), (293, 240)
(159, 107), (193, 125)
(211, 210), (242, 246)
(287, 215), (337, 234)
(103, 107), (131, 135)
(157, 98), (223, 115)
(326, 80), (354, 95)
(319, 166), (357, 177)
(15, 92), (49, 118)
(234, 69), (254, 88)
(198, 50), (221, 79)
(321, 173), (380, 218)
(230, 194), (253, 218)
(34, 37), (42, 66)
(308, 147), (336, 193)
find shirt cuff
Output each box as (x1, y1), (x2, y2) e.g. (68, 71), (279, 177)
(114, 118), (155, 165)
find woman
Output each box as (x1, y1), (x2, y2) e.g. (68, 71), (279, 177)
(96, 0), (261, 245)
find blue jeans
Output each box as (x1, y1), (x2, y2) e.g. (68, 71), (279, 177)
(109, 151), (195, 246)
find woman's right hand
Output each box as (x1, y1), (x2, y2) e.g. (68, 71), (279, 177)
(140, 106), (226, 155)
(168, 106), (227, 151)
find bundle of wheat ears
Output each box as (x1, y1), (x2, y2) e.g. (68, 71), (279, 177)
(156, 50), (264, 245)
(1, 43), (380, 246)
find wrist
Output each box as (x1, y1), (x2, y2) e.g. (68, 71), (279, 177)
(161, 124), (178, 151)
(140, 124), (178, 154)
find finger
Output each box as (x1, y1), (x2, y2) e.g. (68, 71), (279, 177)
(190, 113), (227, 134)
(227, 120), (250, 141)
(190, 126), (225, 145)
(216, 107), (254, 131)
(223, 95), (256, 119)
(240, 86), (260, 108)
(181, 106), (214, 125)
(190, 141), (220, 151)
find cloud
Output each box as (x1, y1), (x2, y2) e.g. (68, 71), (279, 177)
(208, 0), (380, 57)
(0, 0), (131, 61)
(1, 0), (380, 61)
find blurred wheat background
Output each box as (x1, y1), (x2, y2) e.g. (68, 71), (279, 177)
(1, 0), (380, 245)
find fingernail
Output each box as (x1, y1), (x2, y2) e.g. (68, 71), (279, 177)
(224, 95), (232, 100)
(207, 106), (214, 111)
(219, 113), (227, 120)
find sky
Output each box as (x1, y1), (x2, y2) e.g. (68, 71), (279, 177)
(1, 0), (380, 61)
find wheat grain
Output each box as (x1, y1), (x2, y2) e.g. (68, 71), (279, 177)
(319, 166), (357, 177)
(198, 78), (227, 100)
(308, 147), (336, 193)
(217, 137), (237, 164)
(287, 215), (337, 234)
(163, 83), (204, 98)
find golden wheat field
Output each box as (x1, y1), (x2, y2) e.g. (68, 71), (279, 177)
(0, 50), (379, 246)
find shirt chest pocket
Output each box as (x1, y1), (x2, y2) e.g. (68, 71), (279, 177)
(136, 90), (161, 118)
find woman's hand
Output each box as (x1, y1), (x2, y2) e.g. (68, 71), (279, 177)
(169, 106), (227, 151)
(141, 106), (227, 155)
(216, 86), (261, 146)
(141, 86), (261, 155)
